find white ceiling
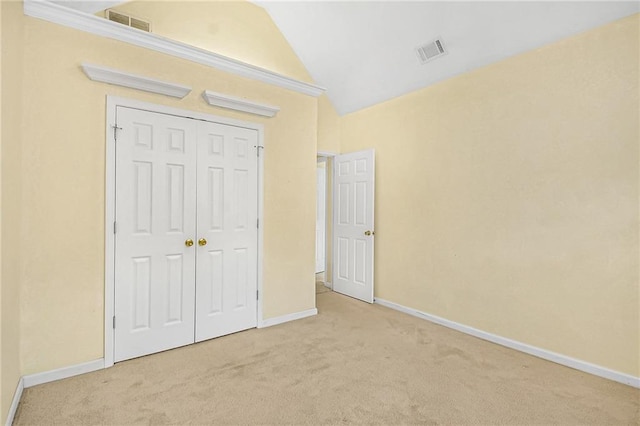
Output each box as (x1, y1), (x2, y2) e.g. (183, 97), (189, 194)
(53, 1), (638, 116)
(256, 1), (639, 115)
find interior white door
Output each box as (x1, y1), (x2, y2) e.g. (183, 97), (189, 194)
(315, 164), (326, 274)
(194, 122), (258, 342)
(333, 149), (375, 303)
(114, 107), (197, 362)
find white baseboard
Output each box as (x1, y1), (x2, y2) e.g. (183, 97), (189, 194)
(22, 359), (105, 388)
(5, 377), (24, 426)
(324, 281), (333, 289)
(374, 298), (640, 388)
(259, 308), (318, 328)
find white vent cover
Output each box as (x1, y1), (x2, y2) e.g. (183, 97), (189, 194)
(416, 38), (447, 64)
(106, 9), (151, 32)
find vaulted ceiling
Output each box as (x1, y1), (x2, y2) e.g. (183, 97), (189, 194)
(256, 1), (639, 115)
(53, 1), (639, 116)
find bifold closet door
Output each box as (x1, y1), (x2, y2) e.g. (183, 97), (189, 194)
(114, 107), (198, 362)
(195, 122), (259, 342)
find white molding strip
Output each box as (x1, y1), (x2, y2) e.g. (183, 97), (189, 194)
(5, 377), (24, 426)
(24, 0), (325, 97)
(202, 90), (280, 118)
(82, 63), (192, 98)
(324, 281), (333, 289)
(317, 151), (338, 157)
(22, 359), (105, 388)
(374, 298), (640, 388)
(259, 308), (318, 328)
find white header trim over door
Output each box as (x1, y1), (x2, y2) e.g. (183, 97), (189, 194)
(104, 96), (265, 367)
(24, 0), (325, 97)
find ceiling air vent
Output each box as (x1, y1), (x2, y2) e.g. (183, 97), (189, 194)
(416, 38), (447, 64)
(106, 9), (151, 32)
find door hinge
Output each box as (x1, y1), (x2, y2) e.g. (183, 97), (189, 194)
(257, 218), (259, 229)
(112, 124), (122, 142)
(256, 290), (259, 300)
(113, 221), (117, 234)
(112, 316), (116, 329)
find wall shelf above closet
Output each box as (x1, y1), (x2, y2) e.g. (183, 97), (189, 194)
(81, 63), (192, 98)
(202, 90), (280, 118)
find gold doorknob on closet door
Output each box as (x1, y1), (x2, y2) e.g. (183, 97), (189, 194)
(198, 238), (208, 246)
(185, 239), (194, 247)
(364, 230), (372, 236)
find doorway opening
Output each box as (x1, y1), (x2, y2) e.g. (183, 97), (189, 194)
(316, 154), (333, 295)
(316, 149), (375, 303)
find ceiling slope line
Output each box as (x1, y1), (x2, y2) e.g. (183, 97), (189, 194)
(23, 0), (326, 98)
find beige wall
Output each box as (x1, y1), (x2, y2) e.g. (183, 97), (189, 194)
(341, 14), (639, 376)
(106, 0), (312, 83)
(1, 0), (24, 421)
(317, 96), (341, 285)
(317, 95), (341, 154)
(3, 0), (316, 381)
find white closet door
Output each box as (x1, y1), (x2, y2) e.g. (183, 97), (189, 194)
(114, 107), (197, 362)
(333, 149), (375, 303)
(195, 122), (259, 342)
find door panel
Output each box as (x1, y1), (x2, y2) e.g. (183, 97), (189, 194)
(114, 107), (197, 362)
(195, 122), (258, 342)
(333, 149), (375, 303)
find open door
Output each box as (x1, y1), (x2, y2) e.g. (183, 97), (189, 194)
(332, 149), (375, 303)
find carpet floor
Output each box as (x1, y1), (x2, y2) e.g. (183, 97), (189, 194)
(13, 291), (639, 425)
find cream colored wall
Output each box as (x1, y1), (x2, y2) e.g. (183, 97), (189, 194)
(317, 95), (341, 154)
(341, 14), (639, 376)
(1, 1), (23, 420)
(4, 0), (316, 377)
(317, 95), (341, 285)
(105, 0), (313, 83)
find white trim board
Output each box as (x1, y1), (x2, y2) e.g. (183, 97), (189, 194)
(202, 90), (280, 118)
(258, 308), (318, 328)
(82, 63), (192, 98)
(374, 298), (640, 389)
(22, 359), (105, 388)
(23, 0), (325, 97)
(5, 377), (24, 426)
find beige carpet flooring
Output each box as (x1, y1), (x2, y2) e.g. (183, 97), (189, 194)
(14, 291), (639, 425)
(316, 282), (331, 295)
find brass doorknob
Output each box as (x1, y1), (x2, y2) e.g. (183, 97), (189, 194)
(198, 238), (207, 246)
(364, 230), (371, 236)
(185, 239), (194, 247)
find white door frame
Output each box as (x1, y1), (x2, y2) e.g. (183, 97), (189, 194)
(104, 95), (265, 368)
(315, 157), (327, 274)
